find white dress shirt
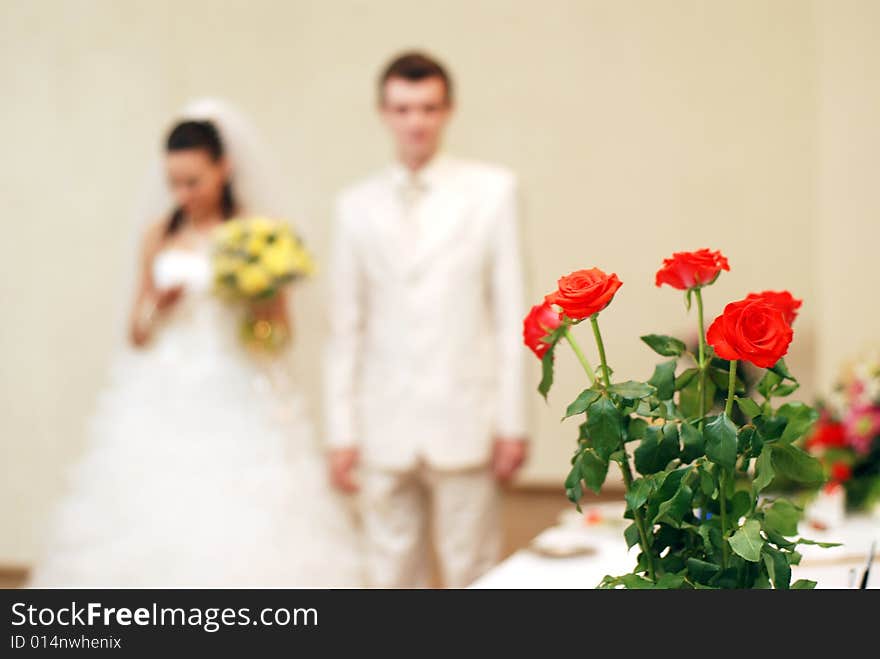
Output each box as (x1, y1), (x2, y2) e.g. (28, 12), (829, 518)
(324, 154), (526, 470)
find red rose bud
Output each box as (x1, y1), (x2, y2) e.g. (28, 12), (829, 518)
(706, 296), (793, 368)
(830, 461), (852, 484)
(745, 290), (802, 325)
(545, 268), (623, 320)
(655, 248), (730, 290)
(523, 302), (562, 359)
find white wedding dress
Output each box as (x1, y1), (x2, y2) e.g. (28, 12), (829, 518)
(30, 237), (363, 587)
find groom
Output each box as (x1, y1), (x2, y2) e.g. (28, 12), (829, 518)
(324, 52), (528, 587)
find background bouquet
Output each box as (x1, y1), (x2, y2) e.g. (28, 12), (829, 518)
(805, 350), (880, 512)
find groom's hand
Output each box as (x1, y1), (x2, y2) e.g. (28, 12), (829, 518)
(328, 447), (360, 493)
(492, 437), (528, 482)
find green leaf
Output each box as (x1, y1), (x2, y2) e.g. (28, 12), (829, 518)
(777, 403), (819, 444)
(757, 370), (782, 398)
(617, 574), (657, 589)
(763, 499), (801, 537)
(625, 477), (652, 511)
(675, 367), (699, 391)
(634, 425), (679, 475)
(762, 548), (792, 590)
(705, 414), (738, 470)
(748, 426), (764, 456)
(624, 523), (641, 549)
(654, 573), (686, 589)
(679, 374), (716, 420)
(586, 397), (623, 460)
(679, 423), (704, 463)
(579, 449), (609, 494)
(687, 558), (721, 585)
(653, 483), (693, 528)
(755, 415), (786, 441)
(729, 490), (752, 519)
(771, 382), (800, 398)
(791, 579), (817, 590)
(564, 458), (582, 489)
(794, 538), (842, 548)
(735, 396), (762, 418)
(647, 467), (689, 522)
(699, 465), (716, 497)
(738, 426), (757, 456)
(565, 453), (585, 510)
(626, 417), (649, 442)
(764, 529), (796, 550)
(770, 444), (825, 484)
(562, 388), (601, 419)
(608, 381), (656, 400)
(710, 366), (745, 394)
(538, 347), (555, 400)
(565, 482), (583, 509)
(648, 360), (677, 401)
(753, 448), (775, 494)
(769, 358), (797, 382)
(728, 519), (764, 562)
(640, 334), (686, 357)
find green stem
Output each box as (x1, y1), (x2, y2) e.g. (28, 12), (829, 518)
(724, 359), (737, 417)
(620, 459), (657, 582)
(563, 327), (596, 385)
(694, 287), (708, 430)
(589, 313), (656, 581)
(720, 469), (729, 569)
(720, 359), (737, 569)
(590, 314), (611, 388)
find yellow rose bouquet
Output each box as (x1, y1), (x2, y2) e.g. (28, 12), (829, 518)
(212, 217), (315, 350)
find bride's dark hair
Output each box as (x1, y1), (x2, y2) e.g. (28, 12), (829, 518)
(164, 120), (237, 235)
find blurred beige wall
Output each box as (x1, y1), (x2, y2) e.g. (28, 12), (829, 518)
(0, 0), (875, 565)
(814, 0), (880, 385)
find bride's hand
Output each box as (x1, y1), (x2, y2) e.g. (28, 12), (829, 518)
(130, 287), (182, 347)
(248, 294), (292, 336)
(156, 285), (184, 310)
(130, 296), (159, 347)
(328, 448), (359, 493)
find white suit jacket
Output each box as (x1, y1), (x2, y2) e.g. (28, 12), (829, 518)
(324, 155), (526, 471)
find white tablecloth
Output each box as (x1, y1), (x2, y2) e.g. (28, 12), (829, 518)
(472, 502), (879, 589)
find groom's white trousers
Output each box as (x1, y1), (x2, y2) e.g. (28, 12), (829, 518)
(359, 462), (501, 588)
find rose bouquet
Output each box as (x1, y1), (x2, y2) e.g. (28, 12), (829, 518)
(213, 217), (314, 349)
(525, 249), (835, 589)
(805, 350), (880, 513)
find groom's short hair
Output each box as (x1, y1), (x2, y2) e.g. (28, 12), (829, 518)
(379, 51), (453, 104)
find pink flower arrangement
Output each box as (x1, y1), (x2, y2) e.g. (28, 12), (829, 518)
(805, 350), (880, 510)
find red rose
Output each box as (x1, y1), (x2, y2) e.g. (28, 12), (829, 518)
(523, 302), (562, 359)
(706, 296), (793, 368)
(829, 461), (852, 484)
(745, 290), (802, 325)
(655, 248), (730, 290)
(545, 268), (623, 320)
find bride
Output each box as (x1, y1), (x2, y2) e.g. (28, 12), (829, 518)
(29, 100), (363, 587)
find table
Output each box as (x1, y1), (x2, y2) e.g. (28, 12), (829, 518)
(472, 502), (879, 589)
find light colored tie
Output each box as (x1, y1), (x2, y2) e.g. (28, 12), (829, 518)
(399, 173), (426, 248)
